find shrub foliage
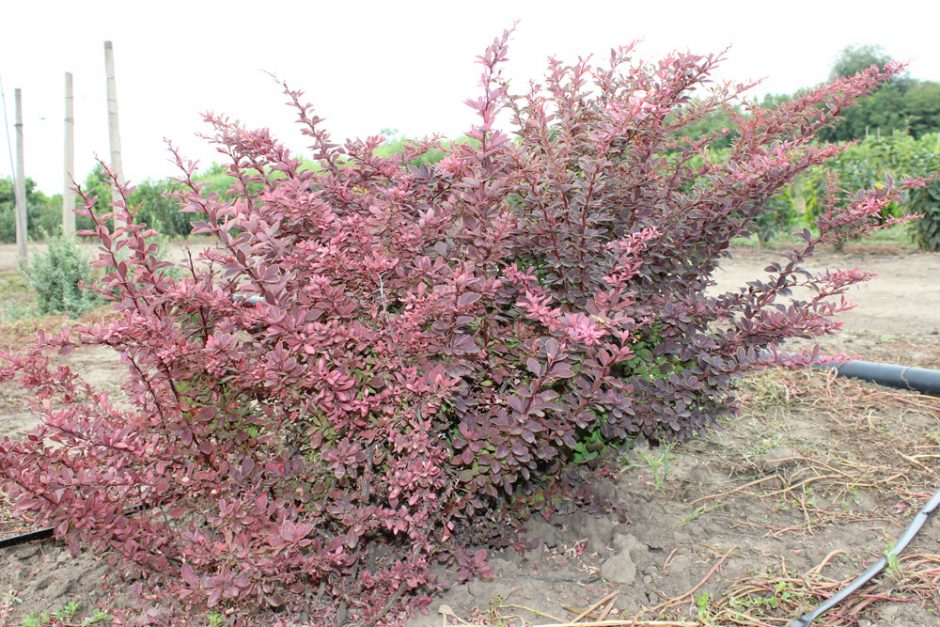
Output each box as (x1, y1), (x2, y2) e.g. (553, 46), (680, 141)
(0, 34), (922, 623)
(25, 236), (100, 317)
(910, 178), (940, 250)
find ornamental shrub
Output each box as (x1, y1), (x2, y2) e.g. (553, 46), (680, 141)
(0, 33), (924, 624)
(25, 235), (100, 317)
(910, 178), (940, 250)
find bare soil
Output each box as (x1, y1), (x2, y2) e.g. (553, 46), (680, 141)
(406, 366), (940, 627)
(0, 247), (938, 626)
(711, 249), (940, 341)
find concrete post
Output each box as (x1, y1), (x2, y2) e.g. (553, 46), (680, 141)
(14, 88), (27, 261)
(104, 41), (124, 214)
(63, 72), (76, 238)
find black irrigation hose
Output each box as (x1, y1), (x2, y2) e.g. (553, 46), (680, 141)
(0, 525), (53, 549)
(766, 352), (940, 624)
(788, 487), (940, 627)
(0, 504), (148, 550)
(820, 359), (940, 396)
(763, 350), (940, 397)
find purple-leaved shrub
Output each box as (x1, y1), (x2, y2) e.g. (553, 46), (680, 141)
(0, 31), (924, 624)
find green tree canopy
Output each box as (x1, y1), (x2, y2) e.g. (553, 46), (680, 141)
(819, 45), (940, 141)
(904, 81), (940, 138)
(0, 177), (62, 243)
(830, 44), (897, 79)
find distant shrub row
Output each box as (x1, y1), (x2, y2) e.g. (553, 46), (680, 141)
(751, 131), (940, 249)
(0, 165), (200, 242)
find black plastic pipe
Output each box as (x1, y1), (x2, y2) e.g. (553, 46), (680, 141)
(772, 352), (940, 624)
(788, 487), (940, 627)
(0, 504), (146, 549)
(820, 359), (940, 396)
(760, 350), (940, 397)
(0, 525), (53, 549)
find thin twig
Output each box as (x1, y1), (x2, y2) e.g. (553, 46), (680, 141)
(689, 475), (780, 506)
(644, 547), (735, 616)
(568, 592), (619, 623)
(532, 621), (697, 627)
(504, 605), (566, 622)
(368, 586), (405, 626)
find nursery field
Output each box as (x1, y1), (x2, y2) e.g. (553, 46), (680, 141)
(0, 246), (938, 626)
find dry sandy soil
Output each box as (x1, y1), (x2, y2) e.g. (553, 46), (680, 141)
(0, 246), (938, 626)
(711, 249), (940, 341)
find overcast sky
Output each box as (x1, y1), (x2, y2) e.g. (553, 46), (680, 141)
(2, 0), (940, 193)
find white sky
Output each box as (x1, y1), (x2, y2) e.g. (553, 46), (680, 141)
(2, 0), (940, 193)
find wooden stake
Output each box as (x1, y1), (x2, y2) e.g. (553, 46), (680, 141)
(104, 41), (124, 207)
(63, 72), (76, 238)
(14, 88), (27, 262)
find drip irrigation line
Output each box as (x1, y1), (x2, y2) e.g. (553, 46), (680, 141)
(788, 487), (940, 627)
(0, 525), (53, 549)
(761, 350), (940, 397)
(0, 503), (148, 550)
(823, 359), (940, 396)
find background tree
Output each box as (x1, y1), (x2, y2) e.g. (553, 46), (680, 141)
(0, 177), (62, 243)
(81, 164), (190, 237)
(904, 81), (940, 138)
(819, 45), (910, 141)
(830, 44), (896, 79)
(819, 45), (940, 141)
(133, 180), (190, 237)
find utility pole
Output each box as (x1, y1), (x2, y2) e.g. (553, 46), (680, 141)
(63, 72), (76, 238)
(104, 41), (124, 212)
(14, 88), (27, 262)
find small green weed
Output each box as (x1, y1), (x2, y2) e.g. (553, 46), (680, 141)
(694, 591), (716, 624)
(81, 609), (112, 626)
(54, 600), (81, 621)
(681, 502), (722, 525)
(207, 611), (228, 627)
(638, 442), (675, 489)
(840, 486), (865, 512)
(18, 601), (111, 627)
(723, 580), (808, 621)
(884, 543), (902, 579)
